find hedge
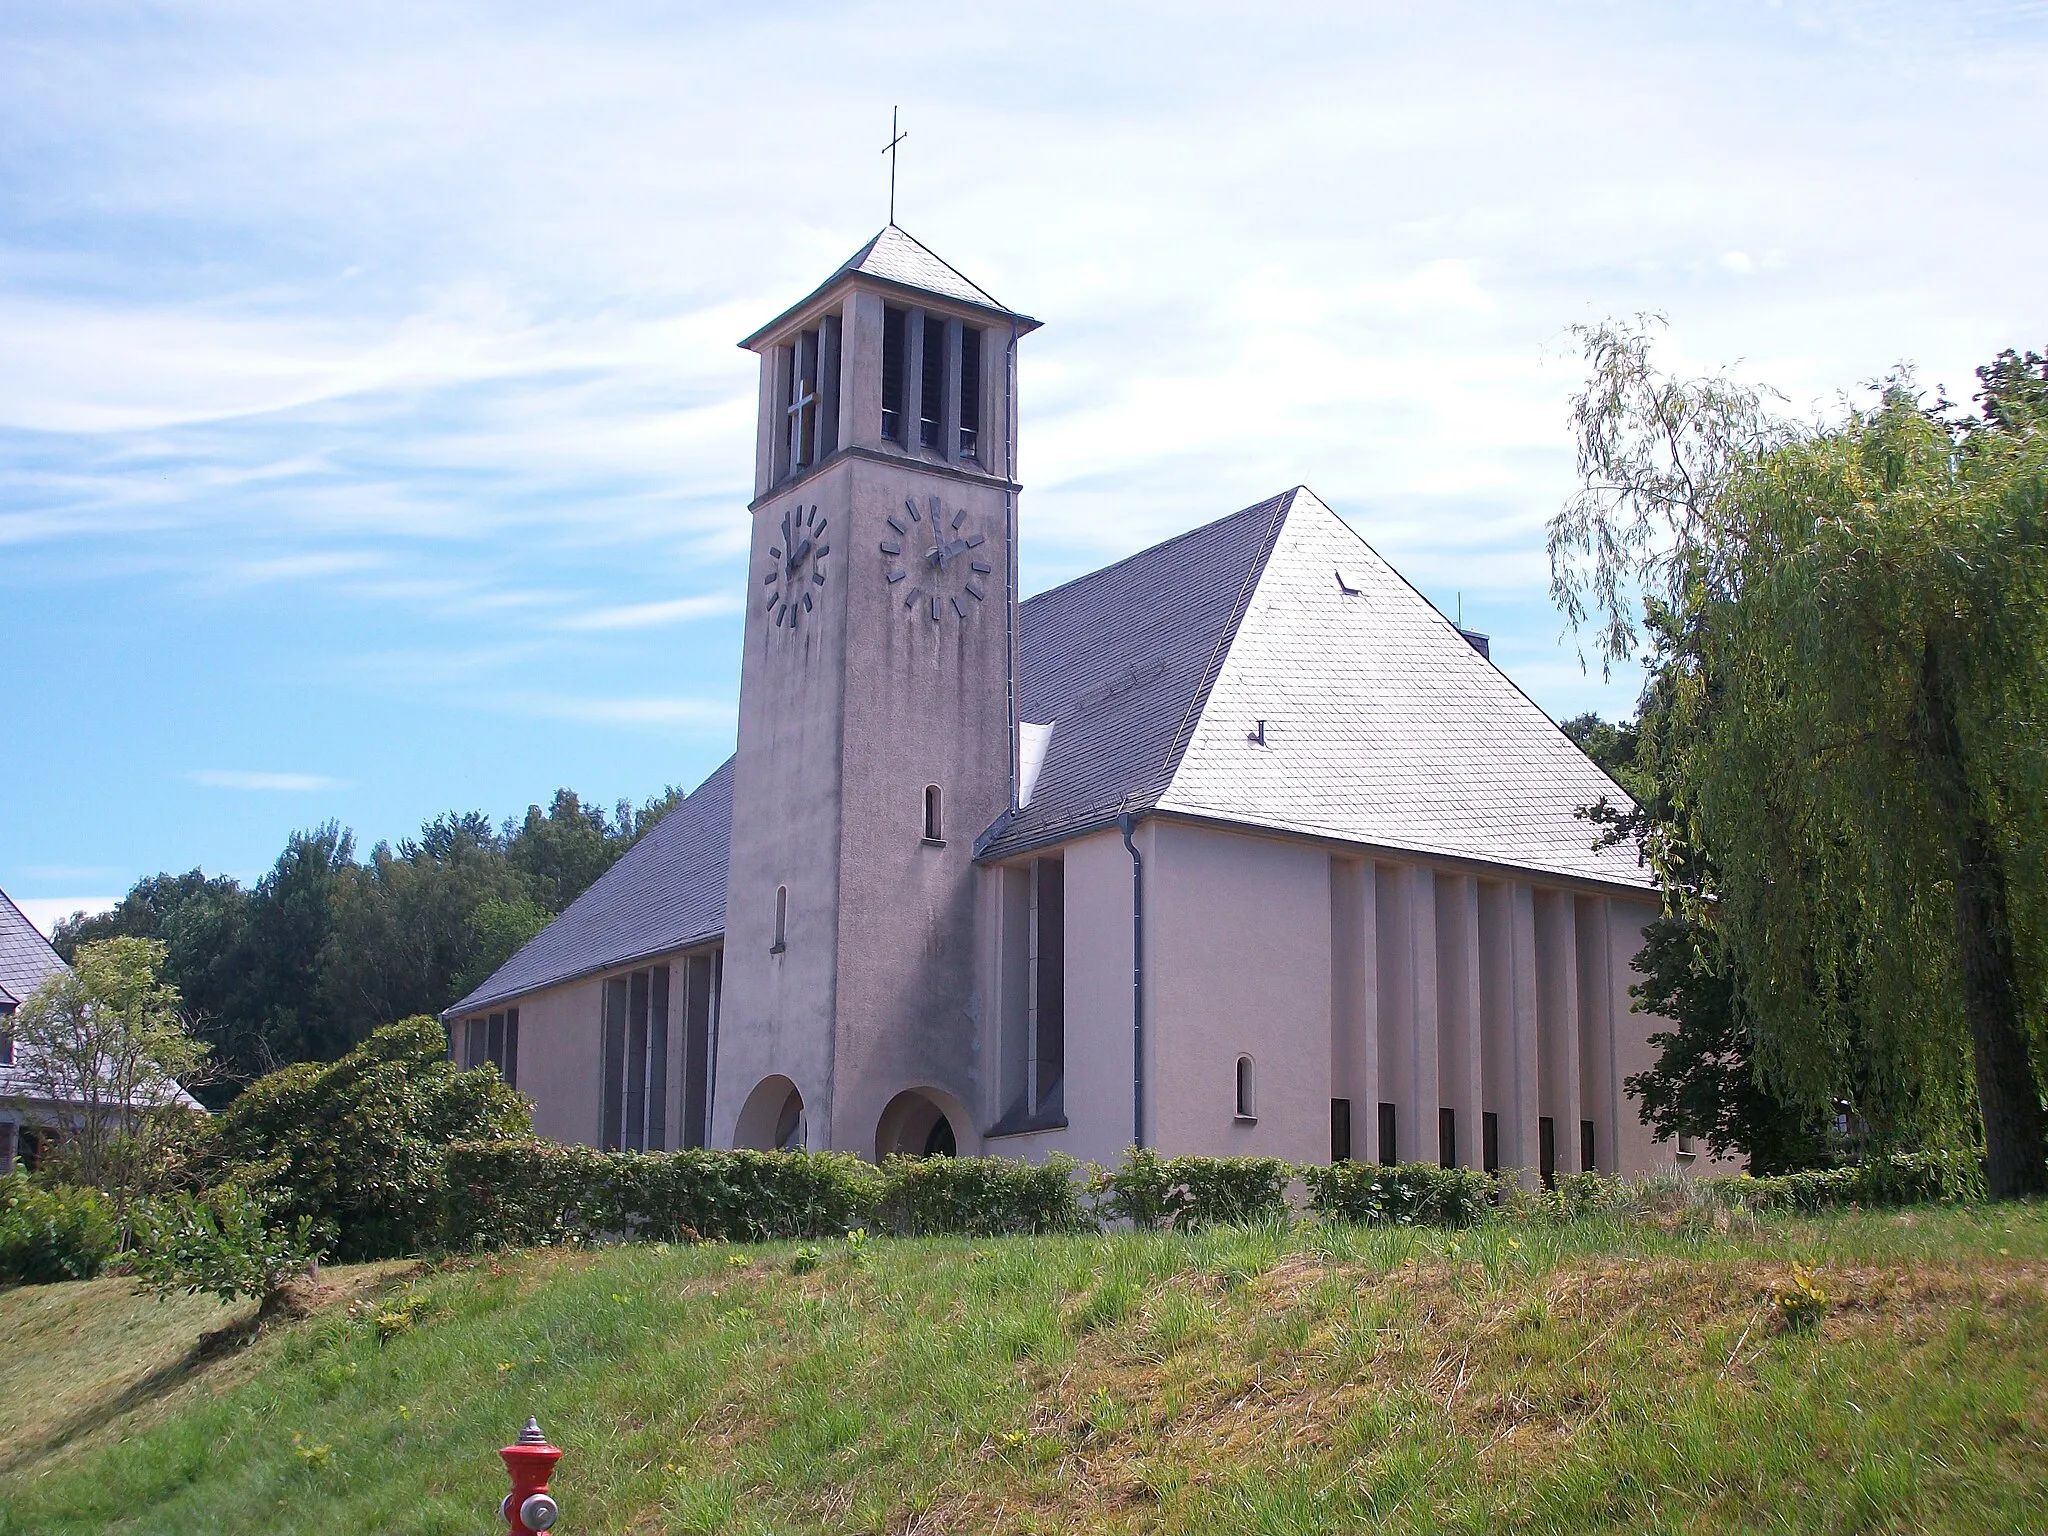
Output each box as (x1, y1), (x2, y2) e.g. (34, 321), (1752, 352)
(0, 1176), (118, 1285)
(440, 1141), (1999, 1252)
(1300, 1159), (1494, 1228)
(873, 1152), (1091, 1235)
(1090, 1149), (1295, 1230)
(441, 1141), (879, 1247)
(1734, 1149), (1985, 1212)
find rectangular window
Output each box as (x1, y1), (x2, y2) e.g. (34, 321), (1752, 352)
(0, 1122), (14, 1175)
(958, 325), (982, 460)
(683, 953), (717, 1150)
(1033, 857), (1065, 1113)
(1539, 1115), (1557, 1188)
(881, 306), (907, 441)
(787, 328), (821, 471)
(1438, 1107), (1457, 1170)
(602, 967), (672, 1152)
(1482, 1111), (1500, 1174)
(0, 1008), (13, 1067)
(1676, 1133), (1697, 1158)
(1580, 1119), (1597, 1174)
(460, 1011), (518, 1087)
(1378, 1101), (1397, 1164)
(919, 311), (945, 449)
(1330, 1098), (1352, 1163)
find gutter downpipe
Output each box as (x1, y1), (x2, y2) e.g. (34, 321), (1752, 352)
(1119, 812), (1145, 1149)
(1005, 316), (1021, 812)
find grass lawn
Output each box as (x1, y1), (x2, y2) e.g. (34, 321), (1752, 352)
(1, 1205), (2045, 1534)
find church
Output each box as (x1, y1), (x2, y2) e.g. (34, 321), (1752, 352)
(446, 226), (1701, 1182)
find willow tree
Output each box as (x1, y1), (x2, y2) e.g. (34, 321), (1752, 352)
(1551, 320), (2048, 1197)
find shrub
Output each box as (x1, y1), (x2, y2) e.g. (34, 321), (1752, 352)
(1301, 1159), (1493, 1229)
(1089, 1149), (1293, 1230)
(129, 1186), (322, 1306)
(1088, 1147), (1177, 1230)
(208, 1017), (531, 1260)
(0, 1176), (118, 1285)
(1736, 1149), (1985, 1213)
(440, 1141), (881, 1248)
(875, 1153), (1089, 1236)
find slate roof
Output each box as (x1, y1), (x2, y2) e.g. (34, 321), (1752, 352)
(740, 225), (1039, 348)
(977, 492), (1294, 858)
(1145, 489), (1650, 889)
(0, 887), (66, 1013)
(447, 757), (733, 1016)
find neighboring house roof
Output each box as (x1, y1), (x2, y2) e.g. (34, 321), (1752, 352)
(0, 885), (205, 1112)
(447, 757), (734, 1016)
(458, 486), (1651, 1014)
(740, 225), (1040, 348)
(0, 887), (66, 1014)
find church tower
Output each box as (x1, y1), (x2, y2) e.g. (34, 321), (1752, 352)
(711, 228), (1038, 1157)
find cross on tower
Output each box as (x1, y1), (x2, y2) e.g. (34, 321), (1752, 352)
(881, 106), (907, 226)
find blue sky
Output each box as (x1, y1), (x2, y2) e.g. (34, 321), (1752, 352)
(4, 0), (2045, 933)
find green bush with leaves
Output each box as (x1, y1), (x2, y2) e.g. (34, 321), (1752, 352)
(129, 1186), (322, 1305)
(874, 1152), (1089, 1235)
(1301, 1159), (1494, 1229)
(1088, 1148), (1294, 1230)
(1737, 1148), (1986, 1212)
(0, 1175), (119, 1285)
(440, 1141), (883, 1247)
(206, 1016), (530, 1260)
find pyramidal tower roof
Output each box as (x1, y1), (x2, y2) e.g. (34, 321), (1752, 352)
(741, 225), (1038, 348)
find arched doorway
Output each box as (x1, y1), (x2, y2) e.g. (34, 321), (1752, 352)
(875, 1087), (968, 1160)
(735, 1075), (806, 1151)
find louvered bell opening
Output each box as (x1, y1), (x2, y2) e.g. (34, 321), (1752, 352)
(918, 313), (945, 449)
(881, 306), (907, 442)
(958, 325), (981, 460)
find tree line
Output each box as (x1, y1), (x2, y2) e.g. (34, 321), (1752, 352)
(52, 787), (685, 1104)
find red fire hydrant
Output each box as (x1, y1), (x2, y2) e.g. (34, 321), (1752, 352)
(500, 1416), (563, 1534)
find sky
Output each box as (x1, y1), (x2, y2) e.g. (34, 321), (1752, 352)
(3, 0), (2045, 934)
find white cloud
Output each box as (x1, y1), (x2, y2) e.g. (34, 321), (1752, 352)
(554, 592), (741, 631)
(186, 769), (350, 792)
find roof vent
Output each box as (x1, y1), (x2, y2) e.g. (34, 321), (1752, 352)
(1456, 626), (1491, 659)
(1335, 569), (1363, 596)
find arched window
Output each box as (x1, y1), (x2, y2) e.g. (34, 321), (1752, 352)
(772, 885), (788, 953)
(1235, 1054), (1256, 1121)
(923, 784), (944, 844)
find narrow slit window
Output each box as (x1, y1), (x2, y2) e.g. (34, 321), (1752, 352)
(1482, 1111), (1500, 1174)
(919, 311), (945, 449)
(881, 306), (906, 441)
(923, 784), (944, 843)
(958, 325), (982, 460)
(1539, 1115), (1557, 1187)
(1235, 1055), (1255, 1120)
(1330, 1098), (1352, 1162)
(1580, 1119), (1597, 1174)
(1438, 1106), (1457, 1169)
(1378, 1102), (1398, 1165)
(772, 885), (788, 953)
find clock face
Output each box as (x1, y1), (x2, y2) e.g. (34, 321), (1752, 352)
(762, 502), (828, 632)
(879, 495), (993, 623)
